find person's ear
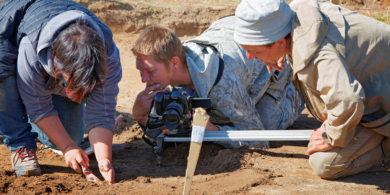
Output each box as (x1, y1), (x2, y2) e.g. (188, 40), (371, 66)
(170, 56), (180, 71)
(277, 38), (287, 51)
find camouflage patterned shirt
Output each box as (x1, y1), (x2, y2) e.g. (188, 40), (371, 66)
(182, 16), (305, 148)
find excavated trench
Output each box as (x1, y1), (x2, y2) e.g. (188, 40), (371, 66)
(78, 0), (236, 36)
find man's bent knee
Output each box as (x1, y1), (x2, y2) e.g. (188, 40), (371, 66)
(309, 151), (339, 180)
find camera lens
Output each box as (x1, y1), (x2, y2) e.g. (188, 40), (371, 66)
(162, 110), (180, 125)
(162, 101), (184, 130)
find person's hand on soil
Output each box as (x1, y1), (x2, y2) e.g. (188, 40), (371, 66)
(133, 84), (164, 126)
(98, 158), (115, 184)
(266, 55), (285, 73)
(64, 144), (89, 173)
(307, 128), (335, 155)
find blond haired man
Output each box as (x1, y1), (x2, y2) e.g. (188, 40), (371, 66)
(234, 0), (390, 179)
(132, 16), (305, 149)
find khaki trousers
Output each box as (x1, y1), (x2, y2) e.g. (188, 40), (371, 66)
(309, 124), (388, 179)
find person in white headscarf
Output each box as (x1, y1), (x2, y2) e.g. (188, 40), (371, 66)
(234, 0), (390, 179)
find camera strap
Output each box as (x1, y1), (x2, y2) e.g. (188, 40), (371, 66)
(142, 134), (156, 147)
(213, 52), (224, 87)
(142, 99), (157, 147)
(207, 45), (224, 99)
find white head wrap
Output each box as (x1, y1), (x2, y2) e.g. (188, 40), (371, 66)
(234, 0), (295, 45)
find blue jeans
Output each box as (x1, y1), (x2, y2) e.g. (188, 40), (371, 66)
(31, 95), (85, 150)
(0, 76), (85, 151)
(0, 76), (37, 151)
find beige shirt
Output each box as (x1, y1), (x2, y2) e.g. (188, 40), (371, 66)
(290, 0), (390, 147)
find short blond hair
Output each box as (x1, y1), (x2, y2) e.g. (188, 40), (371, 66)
(131, 25), (186, 67)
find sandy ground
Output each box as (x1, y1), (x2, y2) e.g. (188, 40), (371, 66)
(1, 0), (390, 194)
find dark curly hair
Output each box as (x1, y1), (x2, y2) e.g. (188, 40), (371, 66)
(52, 21), (107, 100)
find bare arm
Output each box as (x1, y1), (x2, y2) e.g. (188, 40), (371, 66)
(35, 115), (73, 151)
(35, 115), (89, 173)
(89, 127), (114, 184)
(89, 127), (113, 161)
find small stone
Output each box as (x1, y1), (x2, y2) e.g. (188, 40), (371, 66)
(141, 178), (151, 183)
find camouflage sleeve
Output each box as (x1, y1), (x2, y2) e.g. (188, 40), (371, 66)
(209, 75), (265, 131)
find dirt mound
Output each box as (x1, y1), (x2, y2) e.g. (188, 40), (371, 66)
(76, 0), (235, 36)
(0, 173), (99, 194)
(73, 0), (390, 39)
(78, 0), (390, 38)
(342, 0), (390, 8)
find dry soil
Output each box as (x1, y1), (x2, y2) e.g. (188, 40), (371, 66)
(1, 0), (390, 194)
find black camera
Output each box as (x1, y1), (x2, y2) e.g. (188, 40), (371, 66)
(147, 87), (212, 135)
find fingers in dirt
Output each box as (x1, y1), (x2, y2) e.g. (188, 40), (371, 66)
(108, 169), (115, 184)
(103, 170), (114, 184)
(76, 153), (89, 170)
(71, 159), (82, 173)
(100, 164), (115, 184)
